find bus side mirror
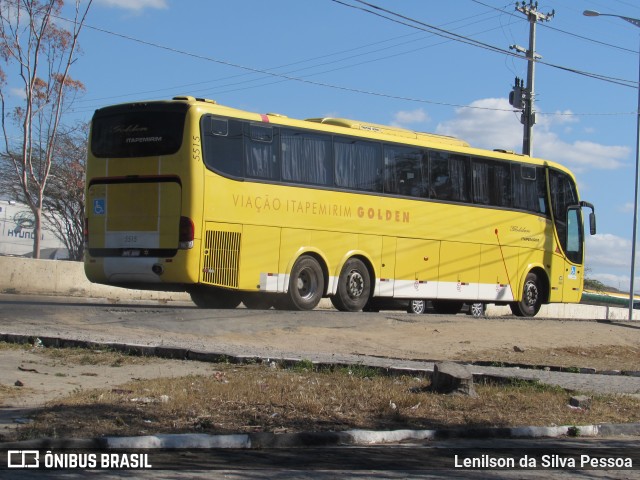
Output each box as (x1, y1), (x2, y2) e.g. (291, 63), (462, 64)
(580, 201), (596, 235)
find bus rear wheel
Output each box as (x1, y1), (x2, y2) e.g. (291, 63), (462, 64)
(510, 272), (543, 317)
(189, 286), (242, 309)
(330, 258), (371, 312)
(286, 255), (325, 311)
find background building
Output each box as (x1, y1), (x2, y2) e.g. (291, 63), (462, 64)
(0, 200), (69, 259)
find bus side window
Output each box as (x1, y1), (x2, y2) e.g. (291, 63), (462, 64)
(429, 151), (469, 202)
(281, 129), (332, 186)
(537, 167), (549, 216)
(472, 158), (511, 207)
(334, 138), (382, 192)
(201, 116), (243, 177)
(512, 165), (537, 212)
(245, 124), (279, 180)
(512, 165), (548, 215)
(472, 160), (490, 205)
(383, 145), (428, 198)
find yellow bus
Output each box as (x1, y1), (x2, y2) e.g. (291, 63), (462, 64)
(84, 96), (596, 316)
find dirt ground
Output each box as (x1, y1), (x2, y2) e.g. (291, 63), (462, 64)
(1, 318), (639, 422)
(2, 341), (640, 443)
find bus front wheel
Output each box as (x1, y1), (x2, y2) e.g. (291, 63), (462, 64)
(510, 272), (543, 317)
(407, 299), (426, 314)
(286, 255), (325, 311)
(330, 258), (371, 312)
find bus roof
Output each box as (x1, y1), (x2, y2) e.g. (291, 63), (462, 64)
(121, 96), (571, 175)
(305, 117), (469, 148)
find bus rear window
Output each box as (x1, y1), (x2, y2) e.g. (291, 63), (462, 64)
(91, 104), (187, 158)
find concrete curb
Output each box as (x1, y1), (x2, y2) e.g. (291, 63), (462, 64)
(1, 332), (637, 384)
(2, 423), (640, 450)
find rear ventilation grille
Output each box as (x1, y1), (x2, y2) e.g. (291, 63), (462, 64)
(202, 230), (241, 288)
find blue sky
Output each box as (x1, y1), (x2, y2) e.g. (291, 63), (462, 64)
(47, 0), (640, 291)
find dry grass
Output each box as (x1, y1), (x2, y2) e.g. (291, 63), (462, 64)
(454, 345), (640, 372)
(40, 346), (154, 367)
(13, 361), (640, 442)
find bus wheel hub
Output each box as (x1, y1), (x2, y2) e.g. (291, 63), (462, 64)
(347, 271), (364, 298)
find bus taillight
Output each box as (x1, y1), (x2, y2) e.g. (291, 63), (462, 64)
(179, 216), (194, 249)
(84, 218), (89, 247)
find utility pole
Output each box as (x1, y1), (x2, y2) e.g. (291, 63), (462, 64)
(509, 1), (554, 156)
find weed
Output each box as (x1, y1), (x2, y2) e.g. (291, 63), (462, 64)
(291, 359), (315, 372)
(337, 364), (380, 379)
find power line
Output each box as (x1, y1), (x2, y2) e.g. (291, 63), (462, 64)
(48, 11), (635, 118)
(471, 0), (638, 54)
(60, 15), (528, 116)
(73, 8), (503, 107)
(331, 0), (637, 88)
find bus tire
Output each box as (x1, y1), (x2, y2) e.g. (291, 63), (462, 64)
(407, 299), (426, 314)
(287, 255), (325, 311)
(189, 287), (241, 309)
(330, 258), (371, 312)
(469, 302), (486, 318)
(510, 272), (543, 317)
(432, 300), (463, 315)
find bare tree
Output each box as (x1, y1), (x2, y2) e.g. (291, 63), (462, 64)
(42, 123), (86, 260)
(0, 0), (92, 258)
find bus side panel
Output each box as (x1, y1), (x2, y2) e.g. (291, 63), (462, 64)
(241, 224), (281, 291)
(394, 238), (440, 299)
(438, 241), (480, 301)
(478, 244), (517, 302)
(378, 237), (397, 297)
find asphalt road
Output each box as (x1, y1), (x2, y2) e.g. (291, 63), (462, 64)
(2, 438), (639, 479)
(0, 293), (626, 365)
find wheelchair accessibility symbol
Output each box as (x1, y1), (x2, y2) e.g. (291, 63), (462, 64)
(93, 199), (105, 215)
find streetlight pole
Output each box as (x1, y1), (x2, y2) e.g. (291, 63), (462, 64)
(583, 10), (640, 321)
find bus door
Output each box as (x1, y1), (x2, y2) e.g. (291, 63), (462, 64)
(562, 207), (585, 303)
